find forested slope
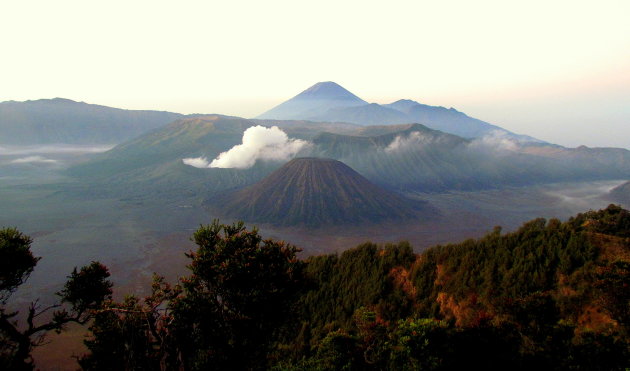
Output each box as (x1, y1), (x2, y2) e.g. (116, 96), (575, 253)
(280, 204), (630, 369)
(2, 206), (629, 370)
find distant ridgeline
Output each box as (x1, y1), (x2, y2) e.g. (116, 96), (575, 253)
(56, 205), (629, 369)
(256, 81), (537, 141)
(0, 98), (182, 144)
(0, 81), (536, 145)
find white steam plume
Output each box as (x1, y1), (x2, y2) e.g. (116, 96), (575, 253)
(182, 126), (311, 169)
(182, 157), (210, 168)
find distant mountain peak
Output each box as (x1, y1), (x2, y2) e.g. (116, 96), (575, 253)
(50, 97), (78, 103)
(295, 81), (366, 102)
(303, 81), (343, 92)
(256, 82), (367, 120)
(392, 99), (419, 105)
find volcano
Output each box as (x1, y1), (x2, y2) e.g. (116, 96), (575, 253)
(214, 158), (430, 226)
(256, 81), (367, 120)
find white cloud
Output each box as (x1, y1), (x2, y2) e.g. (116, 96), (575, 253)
(182, 126), (311, 169)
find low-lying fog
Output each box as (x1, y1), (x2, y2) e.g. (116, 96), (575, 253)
(0, 144), (114, 156)
(0, 144), (114, 179)
(543, 180), (625, 210)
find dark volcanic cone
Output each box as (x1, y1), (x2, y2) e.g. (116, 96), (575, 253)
(215, 157), (430, 226)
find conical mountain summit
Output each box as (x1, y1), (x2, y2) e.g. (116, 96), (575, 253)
(295, 81), (366, 101)
(256, 82), (367, 120)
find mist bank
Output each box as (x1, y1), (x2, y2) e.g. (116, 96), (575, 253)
(0, 144), (115, 178)
(0, 144), (114, 156)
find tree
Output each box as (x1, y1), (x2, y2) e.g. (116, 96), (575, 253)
(79, 275), (181, 370)
(0, 227), (112, 370)
(388, 318), (451, 370)
(171, 220), (304, 370)
(312, 330), (363, 370)
(0, 228), (39, 303)
(594, 260), (630, 334)
(79, 220), (305, 370)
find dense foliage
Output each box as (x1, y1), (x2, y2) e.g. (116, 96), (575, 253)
(3, 205), (630, 369)
(79, 221), (304, 370)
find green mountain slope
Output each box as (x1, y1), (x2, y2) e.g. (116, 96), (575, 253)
(66, 115), (274, 198)
(312, 124), (630, 191)
(67, 116), (630, 199)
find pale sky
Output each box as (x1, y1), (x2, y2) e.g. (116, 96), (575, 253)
(1, 0), (629, 148)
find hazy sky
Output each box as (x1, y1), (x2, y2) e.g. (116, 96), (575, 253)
(2, 0), (629, 148)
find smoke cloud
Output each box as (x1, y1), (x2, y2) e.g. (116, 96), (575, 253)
(182, 126), (311, 169)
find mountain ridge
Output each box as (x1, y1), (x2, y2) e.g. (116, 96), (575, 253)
(67, 115), (630, 197)
(256, 82), (538, 141)
(0, 98), (183, 145)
